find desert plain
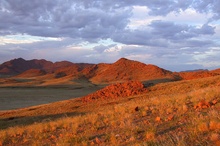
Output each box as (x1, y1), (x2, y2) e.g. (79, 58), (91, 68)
(0, 58), (220, 145)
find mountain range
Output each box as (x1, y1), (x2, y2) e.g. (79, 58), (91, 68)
(0, 58), (219, 86)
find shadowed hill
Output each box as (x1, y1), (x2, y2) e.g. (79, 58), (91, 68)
(81, 63), (110, 78)
(0, 58), (53, 75)
(15, 69), (46, 78)
(0, 58), (94, 76)
(54, 63), (94, 78)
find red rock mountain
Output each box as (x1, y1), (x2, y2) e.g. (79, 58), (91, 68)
(1, 58), (220, 84)
(86, 58), (178, 83)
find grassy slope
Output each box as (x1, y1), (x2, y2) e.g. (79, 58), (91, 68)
(0, 76), (220, 145)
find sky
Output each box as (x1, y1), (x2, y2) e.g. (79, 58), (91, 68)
(0, 0), (220, 71)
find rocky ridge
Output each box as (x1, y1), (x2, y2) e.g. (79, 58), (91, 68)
(82, 81), (148, 102)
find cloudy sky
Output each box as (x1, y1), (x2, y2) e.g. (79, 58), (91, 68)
(0, 0), (220, 71)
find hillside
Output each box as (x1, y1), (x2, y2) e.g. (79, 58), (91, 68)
(15, 69), (46, 78)
(0, 75), (219, 145)
(0, 58), (53, 75)
(88, 58), (179, 84)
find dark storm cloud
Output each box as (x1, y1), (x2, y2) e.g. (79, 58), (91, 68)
(0, 0), (218, 41)
(0, 0), (131, 41)
(112, 20), (215, 47)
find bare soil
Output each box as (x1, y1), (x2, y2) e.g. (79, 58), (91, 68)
(0, 86), (102, 111)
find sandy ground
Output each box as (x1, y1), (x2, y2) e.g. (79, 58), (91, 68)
(0, 86), (102, 111)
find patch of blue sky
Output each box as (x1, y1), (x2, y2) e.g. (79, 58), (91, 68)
(0, 34), (61, 45)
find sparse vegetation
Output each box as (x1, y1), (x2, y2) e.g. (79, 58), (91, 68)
(0, 75), (220, 145)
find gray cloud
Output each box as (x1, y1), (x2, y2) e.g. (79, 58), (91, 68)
(0, 0), (218, 41)
(192, 0), (220, 20)
(150, 20), (215, 39)
(1, 0), (218, 36)
(0, 0), (131, 41)
(0, 0), (220, 71)
(112, 20), (216, 48)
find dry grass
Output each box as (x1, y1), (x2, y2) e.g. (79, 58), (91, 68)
(0, 76), (220, 145)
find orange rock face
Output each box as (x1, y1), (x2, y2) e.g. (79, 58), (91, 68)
(89, 58), (177, 83)
(82, 81), (148, 102)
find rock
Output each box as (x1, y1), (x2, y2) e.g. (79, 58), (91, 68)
(95, 137), (101, 144)
(212, 99), (218, 105)
(155, 116), (161, 122)
(167, 115), (174, 121)
(182, 104), (188, 112)
(135, 106), (139, 112)
(166, 108), (173, 114)
(194, 100), (211, 110)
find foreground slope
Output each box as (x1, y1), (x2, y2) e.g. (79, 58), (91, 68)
(0, 75), (220, 145)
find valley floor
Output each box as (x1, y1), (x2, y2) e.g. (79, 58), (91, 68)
(0, 86), (102, 111)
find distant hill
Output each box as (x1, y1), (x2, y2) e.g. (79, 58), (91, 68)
(0, 58), (53, 75)
(177, 70), (219, 80)
(211, 68), (220, 74)
(0, 58), (94, 76)
(180, 69), (209, 72)
(86, 58), (179, 84)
